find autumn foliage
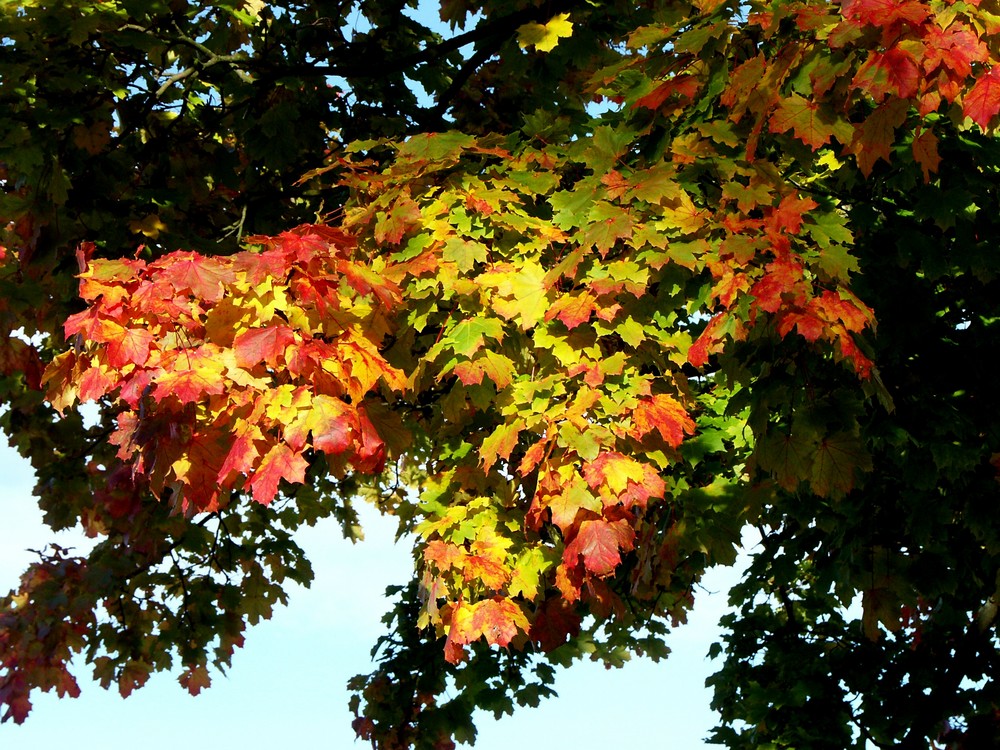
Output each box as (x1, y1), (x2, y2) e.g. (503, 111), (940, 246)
(4, 0), (1000, 747)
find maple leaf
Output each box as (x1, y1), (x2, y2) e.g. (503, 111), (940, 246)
(850, 97), (909, 176)
(171, 432), (229, 511)
(634, 75), (701, 110)
(233, 325), (296, 368)
(618, 464), (667, 510)
(842, 0), (930, 27)
(395, 131), (476, 162)
(749, 258), (808, 314)
(529, 596), (582, 652)
(462, 555), (510, 590)
(517, 13), (573, 53)
(104, 327), (154, 369)
(153, 347), (228, 404)
(769, 94), (842, 150)
(481, 261), (549, 330)
(353, 405), (388, 473)
(154, 252), (235, 302)
(768, 194), (819, 236)
(218, 426), (264, 480)
(582, 201), (634, 255)
(249, 444), (308, 505)
(911, 129), (941, 182)
(563, 518), (635, 576)
(178, 665), (212, 697)
(852, 48), (920, 101)
(375, 196), (421, 245)
(546, 478), (602, 534)
(544, 292), (596, 330)
(810, 431), (872, 497)
(630, 394), (695, 448)
(338, 259), (401, 308)
(964, 66), (1000, 130)
(444, 317), (504, 358)
(756, 430), (816, 491)
(480, 421), (522, 471)
(76, 362), (116, 403)
(582, 452), (648, 497)
(443, 598), (530, 664)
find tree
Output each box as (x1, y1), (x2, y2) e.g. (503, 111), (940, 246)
(3, 0), (1000, 747)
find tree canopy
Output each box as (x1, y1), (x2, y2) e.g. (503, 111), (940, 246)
(3, 0), (1000, 747)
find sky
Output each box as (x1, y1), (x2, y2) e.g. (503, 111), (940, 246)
(0, 434), (746, 749)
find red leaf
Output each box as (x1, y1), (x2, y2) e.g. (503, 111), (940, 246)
(444, 598), (529, 664)
(154, 252), (235, 302)
(964, 66), (1000, 130)
(634, 75), (701, 110)
(233, 325), (296, 368)
(353, 405), (387, 473)
(852, 47), (920, 101)
(768, 194), (818, 235)
(250, 444), (308, 505)
(338, 259), (402, 307)
(529, 597), (582, 652)
(153, 347), (227, 403)
(105, 328), (154, 368)
(218, 428), (263, 479)
(563, 518), (635, 576)
(842, 0), (930, 28)
(630, 393), (696, 447)
(750, 258), (808, 313)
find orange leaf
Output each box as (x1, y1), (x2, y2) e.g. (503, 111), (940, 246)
(911, 129), (941, 182)
(250, 444), (308, 505)
(630, 393), (695, 447)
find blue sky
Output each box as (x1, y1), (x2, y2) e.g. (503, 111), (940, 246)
(0, 435), (742, 748)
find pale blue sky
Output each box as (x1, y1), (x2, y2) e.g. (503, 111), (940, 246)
(0, 434), (741, 748)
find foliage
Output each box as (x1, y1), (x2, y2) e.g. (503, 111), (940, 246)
(3, 0), (1000, 748)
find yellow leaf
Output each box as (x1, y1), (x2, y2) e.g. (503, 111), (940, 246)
(517, 13), (573, 53)
(129, 213), (167, 238)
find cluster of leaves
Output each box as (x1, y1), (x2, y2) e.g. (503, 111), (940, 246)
(4, 0), (1000, 748)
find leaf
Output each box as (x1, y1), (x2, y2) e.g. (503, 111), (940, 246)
(849, 97), (909, 176)
(481, 261), (549, 330)
(155, 252), (236, 302)
(517, 13), (573, 53)
(396, 131), (476, 161)
(852, 47), (920, 101)
(178, 665), (212, 696)
(563, 518), (635, 576)
(250, 444), (309, 505)
(810, 431), (872, 497)
(105, 327), (154, 368)
(965, 66), (1000, 130)
(233, 325), (296, 368)
(630, 394), (696, 447)
(480, 421), (522, 470)
(769, 94), (843, 150)
(911, 129), (941, 182)
(153, 348), (228, 404)
(444, 317), (504, 358)
(583, 452), (648, 495)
